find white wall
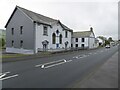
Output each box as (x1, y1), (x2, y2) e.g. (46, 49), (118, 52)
(72, 32), (96, 49)
(88, 33), (95, 49)
(35, 22), (72, 53)
(72, 37), (89, 48)
(89, 37), (95, 49)
(6, 47), (34, 54)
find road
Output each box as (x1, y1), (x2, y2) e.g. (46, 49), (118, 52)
(1, 46), (118, 88)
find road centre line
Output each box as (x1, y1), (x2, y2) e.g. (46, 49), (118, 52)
(0, 74), (18, 81)
(35, 59), (65, 67)
(41, 59), (66, 68)
(35, 64), (42, 67)
(43, 60), (72, 69)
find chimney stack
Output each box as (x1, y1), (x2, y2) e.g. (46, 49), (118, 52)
(90, 27), (93, 32)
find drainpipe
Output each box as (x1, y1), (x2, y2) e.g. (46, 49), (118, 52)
(33, 21), (36, 54)
(88, 37), (90, 49)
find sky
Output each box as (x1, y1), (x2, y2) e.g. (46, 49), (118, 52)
(0, 0), (119, 40)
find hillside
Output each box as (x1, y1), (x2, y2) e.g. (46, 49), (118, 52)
(0, 29), (6, 39)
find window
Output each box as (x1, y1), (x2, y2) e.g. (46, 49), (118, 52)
(75, 44), (78, 48)
(76, 38), (78, 42)
(12, 40), (14, 47)
(20, 26), (23, 34)
(56, 30), (59, 35)
(11, 28), (14, 35)
(71, 44), (73, 47)
(52, 33), (56, 44)
(82, 44), (84, 48)
(82, 38), (85, 42)
(20, 40), (23, 48)
(59, 34), (62, 44)
(43, 26), (48, 36)
(65, 31), (68, 38)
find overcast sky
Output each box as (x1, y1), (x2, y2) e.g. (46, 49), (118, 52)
(0, 0), (119, 40)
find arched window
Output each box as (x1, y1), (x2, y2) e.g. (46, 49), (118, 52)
(59, 34), (62, 44)
(52, 33), (56, 44)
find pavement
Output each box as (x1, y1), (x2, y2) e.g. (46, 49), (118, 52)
(73, 52), (118, 88)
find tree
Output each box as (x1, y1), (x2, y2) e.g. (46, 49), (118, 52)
(97, 36), (107, 46)
(108, 37), (113, 42)
(98, 36), (107, 41)
(105, 40), (110, 45)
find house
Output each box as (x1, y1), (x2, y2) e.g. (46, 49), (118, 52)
(72, 27), (96, 49)
(5, 6), (73, 54)
(97, 37), (104, 46)
(95, 38), (99, 48)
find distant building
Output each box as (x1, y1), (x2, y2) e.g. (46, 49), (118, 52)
(72, 27), (96, 49)
(97, 37), (104, 46)
(95, 38), (99, 48)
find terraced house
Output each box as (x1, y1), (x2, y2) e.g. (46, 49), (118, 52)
(5, 6), (97, 54)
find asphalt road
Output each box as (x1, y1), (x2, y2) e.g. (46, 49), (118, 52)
(1, 46), (118, 88)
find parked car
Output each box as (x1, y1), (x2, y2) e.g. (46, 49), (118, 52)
(105, 45), (110, 48)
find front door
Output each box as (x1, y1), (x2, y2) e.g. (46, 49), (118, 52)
(43, 44), (47, 51)
(56, 44), (59, 48)
(65, 44), (67, 49)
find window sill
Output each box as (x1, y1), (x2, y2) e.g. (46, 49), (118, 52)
(43, 34), (48, 36)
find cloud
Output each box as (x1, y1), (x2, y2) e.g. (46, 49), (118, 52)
(0, 0), (118, 40)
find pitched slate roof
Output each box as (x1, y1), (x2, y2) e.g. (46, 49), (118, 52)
(73, 30), (94, 38)
(5, 6), (72, 32)
(17, 6), (57, 25)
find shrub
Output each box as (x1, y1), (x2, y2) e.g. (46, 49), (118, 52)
(0, 38), (5, 47)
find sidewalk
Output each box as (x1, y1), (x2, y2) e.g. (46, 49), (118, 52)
(74, 52), (118, 88)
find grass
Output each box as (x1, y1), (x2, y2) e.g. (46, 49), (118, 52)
(1, 54), (30, 59)
(1, 52), (52, 59)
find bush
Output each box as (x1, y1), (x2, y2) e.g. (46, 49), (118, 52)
(0, 38), (5, 47)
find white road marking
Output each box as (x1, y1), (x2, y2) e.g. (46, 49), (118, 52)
(0, 74), (6, 78)
(35, 64), (42, 67)
(77, 57), (84, 59)
(42, 59), (72, 69)
(0, 72), (10, 75)
(66, 60), (72, 62)
(0, 72), (10, 78)
(43, 62), (66, 69)
(0, 74), (18, 81)
(35, 59), (65, 67)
